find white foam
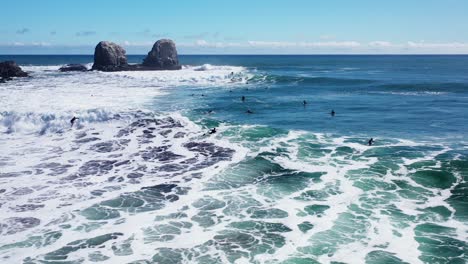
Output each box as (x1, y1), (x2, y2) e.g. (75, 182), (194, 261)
(0, 64), (250, 134)
(106, 64), (249, 87)
(1, 65), (466, 263)
(0, 110), (249, 263)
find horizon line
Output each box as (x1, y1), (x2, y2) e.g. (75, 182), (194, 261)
(2, 53), (468, 56)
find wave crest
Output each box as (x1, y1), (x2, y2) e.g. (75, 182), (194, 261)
(0, 109), (119, 134)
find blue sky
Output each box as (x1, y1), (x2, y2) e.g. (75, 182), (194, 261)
(1, 0), (468, 54)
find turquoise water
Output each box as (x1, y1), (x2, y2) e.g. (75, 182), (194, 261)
(0, 55), (467, 263)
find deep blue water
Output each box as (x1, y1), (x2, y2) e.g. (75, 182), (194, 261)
(169, 55), (468, 141)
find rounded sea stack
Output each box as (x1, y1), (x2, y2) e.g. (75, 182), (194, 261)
(92, 41), (128, 71)
(142, 39), (181, 70)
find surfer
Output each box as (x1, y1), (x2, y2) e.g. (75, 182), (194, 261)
(331, 110), (335, 116)
(70, 116), (78, 127)
(241, 96), (246, 102)
(368, 138), (374, 146)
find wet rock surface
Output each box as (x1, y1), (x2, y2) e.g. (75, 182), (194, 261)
(59, 64), (88, 72)
(91, 39), (181, 72)
(143, 39), (181, 70)
(0, 61), (28, 81)
(92, 41), (128, 71)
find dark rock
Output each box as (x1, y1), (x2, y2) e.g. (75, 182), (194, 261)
(90, 40), (181, 72)
(92, 41), (128, 71)
(143, 39), (181, 70)
(59, 64), (88, 72)
(0, 61), (28, 80)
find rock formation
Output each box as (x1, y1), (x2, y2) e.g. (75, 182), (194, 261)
(59, 64), (88, 72)
(92, 41), (128, 71)
(0, 61), (28, 82)
(143, 39), (181, 70)
(91, 39), (181, 72)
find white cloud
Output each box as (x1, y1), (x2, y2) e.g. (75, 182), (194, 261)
(181, 40), (362, 49)
(8, 42), (50, 47)
(407, 41), (468, 49)
(120, 41), (153, 47)
(366, 40), (468, 51)
(369, 41), (395, 47)
(167, 40), (468, 53)
(195, 39), (209, 46)
(2, 40), (468, 54)
(31, 42), (51, 47)
(247, 41), (361, 48)
(179, 39), (243, 48)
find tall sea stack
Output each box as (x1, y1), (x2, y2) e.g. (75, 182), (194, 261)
(91, 39), (181, 71)
(143, 39), (181, 70)
(92, 41), (128, 71)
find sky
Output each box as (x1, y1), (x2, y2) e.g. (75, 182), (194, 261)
(1, 0), (468, 54)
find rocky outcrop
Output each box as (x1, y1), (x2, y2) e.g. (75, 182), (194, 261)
(59, 64), (88, 72)
(91, 39), (181, 72)
(0, 61), (28, 82)
(142, 39), (181, 70)
(92, 41), (128, 71)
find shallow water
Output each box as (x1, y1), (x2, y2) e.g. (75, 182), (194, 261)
(0, 55), (467, 264)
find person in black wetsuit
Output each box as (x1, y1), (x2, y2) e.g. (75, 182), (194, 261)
(241, 96), (246, 102)
(246, 109), (254, 114)
(303, 100), (307, 106)
(209, 127), (217, 134)
(70, 116), (78, 127)
(368, 138), (374, 146)
(331, 110), (335, 116)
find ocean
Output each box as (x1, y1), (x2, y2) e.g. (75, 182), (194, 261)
(0, 55), (467, 264)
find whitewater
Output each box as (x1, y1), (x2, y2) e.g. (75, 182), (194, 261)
(0, 55), (467, 264)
